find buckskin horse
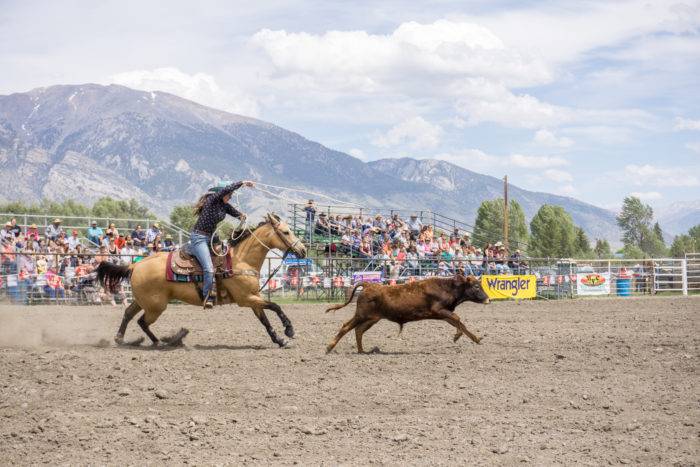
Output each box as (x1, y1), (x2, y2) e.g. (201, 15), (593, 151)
(97, 214), (306, 348)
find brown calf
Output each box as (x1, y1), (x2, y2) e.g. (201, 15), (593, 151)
(325, 275), (490, 353)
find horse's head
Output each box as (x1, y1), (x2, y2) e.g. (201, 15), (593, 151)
(256, 213), (307, 258)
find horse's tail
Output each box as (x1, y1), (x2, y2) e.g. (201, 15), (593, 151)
(96, 262), (133, 294)
(325, 283), (364, 313)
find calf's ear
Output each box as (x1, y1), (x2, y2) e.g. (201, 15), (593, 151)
(465, 275), (478, 285)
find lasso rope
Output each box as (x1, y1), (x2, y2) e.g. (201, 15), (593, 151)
(253, 182), (362, 207)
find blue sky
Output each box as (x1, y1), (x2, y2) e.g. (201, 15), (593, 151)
(1, 0), (699, 209)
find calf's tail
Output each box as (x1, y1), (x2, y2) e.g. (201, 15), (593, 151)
(97, 262), (133, 294)
(325, 283), (364, 313)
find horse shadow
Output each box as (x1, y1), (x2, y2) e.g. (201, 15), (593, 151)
(193, 344), (267, 351)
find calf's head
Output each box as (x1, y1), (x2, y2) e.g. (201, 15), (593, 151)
(454, 274), (490, 304)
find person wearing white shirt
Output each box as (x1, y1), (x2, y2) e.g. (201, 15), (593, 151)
(66, 230), (81, 251)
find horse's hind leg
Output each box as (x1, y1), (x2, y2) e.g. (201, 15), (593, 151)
(264, 301), (294, 338)
(137, 314), (160, 346)
(115, 302), (143, 345)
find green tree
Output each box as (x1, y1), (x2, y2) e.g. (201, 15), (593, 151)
(669, 224), (700, 257)
(91, 197), (152, 219)
(621, 243), (646, 259)
(669, 235), (696, 257)
(574, 227), (591, 256)
(617, 196), (653, 248)
(593, 239), (612, 258)
(639, 221), (667, 257)
(472, 198), (529, 251)
(170, 204), (197, 231)
(529, 205), (577, 258)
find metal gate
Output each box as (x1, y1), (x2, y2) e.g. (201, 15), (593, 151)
(653, 258), (687, 294)
(686, 253), (700, 293)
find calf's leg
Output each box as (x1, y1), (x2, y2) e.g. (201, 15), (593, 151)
(326, 316), (361, 353)
(354, 318), (380, 353)
(435, 309), (481, 344)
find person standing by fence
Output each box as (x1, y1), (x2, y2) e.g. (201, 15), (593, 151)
(304, 199), (316, 244)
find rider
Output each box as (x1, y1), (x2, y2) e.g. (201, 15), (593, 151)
(192, 180), (255, 308)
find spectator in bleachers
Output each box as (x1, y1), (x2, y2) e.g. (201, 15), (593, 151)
(67, 229), (81, 251)
(26, 223), (39, 242)
(9, 218), (21, 237)
(105, 223), (119, 238)
(115, 233), (126, 250)
(407, 214), (422, 238)
(45, 218), (64, 241)
(87, 220), (103, 247)
(44, 268), (66, 300)
(131, 225), (146, 247)
(146, 222), (161, 244)
(107, 235), (120, 255)
(163, 234), (175, 251)
(304, 200), (316, 243)
(0, 222), (12, 244)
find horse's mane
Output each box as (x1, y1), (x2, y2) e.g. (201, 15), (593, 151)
(228, 214), (282, 247)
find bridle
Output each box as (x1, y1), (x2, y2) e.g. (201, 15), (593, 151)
(242, 214), (303, 258)
(244, 214), (304, 292)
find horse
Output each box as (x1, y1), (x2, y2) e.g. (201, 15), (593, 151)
(97, 214), (307, 348)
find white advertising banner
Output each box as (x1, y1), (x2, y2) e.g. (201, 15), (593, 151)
(577, 272), (611, 295)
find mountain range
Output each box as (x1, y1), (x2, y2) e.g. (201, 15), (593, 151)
(0, 83), (656, 245)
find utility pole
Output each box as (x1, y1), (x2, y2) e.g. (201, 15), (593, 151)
(503, 175), (509, 252)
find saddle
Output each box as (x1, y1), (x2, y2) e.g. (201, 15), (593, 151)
(169, 248), (232, 277)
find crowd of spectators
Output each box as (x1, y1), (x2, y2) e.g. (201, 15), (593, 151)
(0, 217), (177, 305)
(307, 201), (527, 278)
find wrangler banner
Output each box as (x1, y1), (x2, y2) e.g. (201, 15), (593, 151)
(481, 274), (537, 300)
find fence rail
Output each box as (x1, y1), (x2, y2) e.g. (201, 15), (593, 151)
(1, 251), (695, 306)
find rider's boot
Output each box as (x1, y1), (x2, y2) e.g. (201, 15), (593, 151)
(203, 292), (215, 309)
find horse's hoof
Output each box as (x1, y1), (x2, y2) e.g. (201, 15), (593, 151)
(284, 327), (295, 339)
(276, 339), (287, 348)
(114, 335), (124, 345)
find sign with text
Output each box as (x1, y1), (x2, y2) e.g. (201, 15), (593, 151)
(352, 271), (383, 284)
(481, 274), (537, 300)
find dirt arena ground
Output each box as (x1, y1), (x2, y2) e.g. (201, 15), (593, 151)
(0, 297), (698, 466)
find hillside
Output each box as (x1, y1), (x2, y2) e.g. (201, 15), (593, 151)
(0, 84), (621, 243)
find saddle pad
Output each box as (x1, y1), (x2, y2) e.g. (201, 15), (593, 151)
(167, 250), (232, 278)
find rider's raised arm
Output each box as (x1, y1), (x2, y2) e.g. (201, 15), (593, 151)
(215, 181), (244, 201)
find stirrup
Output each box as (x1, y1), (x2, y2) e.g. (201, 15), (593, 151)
(203, 294), (215, 309)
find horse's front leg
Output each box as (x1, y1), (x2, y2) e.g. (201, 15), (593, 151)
(264, 301), (294, 338)
(243, 296), (287, 347)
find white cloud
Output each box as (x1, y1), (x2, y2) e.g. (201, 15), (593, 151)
(624, 164), (699, 187)
(424, 149), (567, 175)
(533, 129), (574, 148)
(508, 154), (568, 168)
(686, 142), (700, 154)
(348, 148), (367, 160)
(109, 67), (259, 116)
(250, 20), (552, 90)
(674, 117), (700, 131)
(630, 191), (663, 200)
(372, 116), (443, 150)
(555, 184), (578, 196)
(544, 169), (574, 183)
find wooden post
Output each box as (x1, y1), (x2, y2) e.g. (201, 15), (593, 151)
(503, 175), (509, 252)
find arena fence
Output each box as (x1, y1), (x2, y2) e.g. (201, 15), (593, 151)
(256, 255), (691, 301)
(0, 252), (140, 306)
(0, 251), (693, 306)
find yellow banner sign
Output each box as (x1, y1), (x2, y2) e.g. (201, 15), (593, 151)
(481, 274), (537, 300)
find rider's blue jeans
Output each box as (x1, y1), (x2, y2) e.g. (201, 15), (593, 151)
(190, 232), (215, 300)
